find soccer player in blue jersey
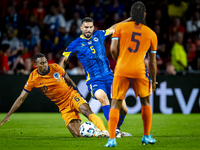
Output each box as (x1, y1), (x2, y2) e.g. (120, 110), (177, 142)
(60, 17), (131, 137)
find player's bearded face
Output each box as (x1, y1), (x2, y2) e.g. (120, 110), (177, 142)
(81, 22), (94, 38)
(36, 57), (49, 74)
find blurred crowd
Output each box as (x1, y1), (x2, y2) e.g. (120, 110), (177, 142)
(0, 0), (200, 76)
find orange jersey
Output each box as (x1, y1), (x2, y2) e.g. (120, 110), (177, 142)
(112, 21), (157, 78)
(24, 63), (74, 111)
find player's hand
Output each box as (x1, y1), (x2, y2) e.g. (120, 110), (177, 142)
(0, 116), (10, 126)
(152, 81), (158, 92)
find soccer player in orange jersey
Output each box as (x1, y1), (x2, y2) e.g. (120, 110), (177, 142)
(105, 1), (157, 147)
(0, 53), (109, 138)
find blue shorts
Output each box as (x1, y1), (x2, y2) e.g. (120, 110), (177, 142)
(88, 80), (112, 100)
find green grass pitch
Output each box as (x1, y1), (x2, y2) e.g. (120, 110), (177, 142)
(0, 113), (199, 150)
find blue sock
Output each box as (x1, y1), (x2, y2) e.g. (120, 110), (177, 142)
(117, 115), (126, 130)
(102, 105), (110, 121)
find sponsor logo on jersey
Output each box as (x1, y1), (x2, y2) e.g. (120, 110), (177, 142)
(81, 43), (85, 47)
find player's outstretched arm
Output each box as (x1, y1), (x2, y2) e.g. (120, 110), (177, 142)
(107, 17), (131, 34)
(0, 90), (28, 126)
(110, 39), (119, 61)
(64, 72), (77, 88)
(60, 57), (69, 69)
(149, 53), (157, 91)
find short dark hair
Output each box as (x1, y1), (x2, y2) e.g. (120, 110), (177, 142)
(81, 17), (94, 24)
(33, 53), (45, 63)
(130, 1), (146, 25)
(1, 44), (10, 53)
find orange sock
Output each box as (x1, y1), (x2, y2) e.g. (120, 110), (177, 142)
(141, 105), (152, 135)
(88, 113), (106, 131)
(108, 108), (119, 139)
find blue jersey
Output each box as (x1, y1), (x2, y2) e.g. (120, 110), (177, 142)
(63, 30), (113, 85)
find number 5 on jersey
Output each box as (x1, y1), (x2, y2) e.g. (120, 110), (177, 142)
(128, 32), (141, 53)
(90, 46), (96, 54)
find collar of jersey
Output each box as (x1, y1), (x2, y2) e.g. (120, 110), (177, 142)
(37, 66), (50, 76)
(80, 35), (92, 40)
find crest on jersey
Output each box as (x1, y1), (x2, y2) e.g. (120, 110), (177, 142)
(87, 41), (92, 45)
(53, 72), (60, 79)
(93, 37), (98, 42)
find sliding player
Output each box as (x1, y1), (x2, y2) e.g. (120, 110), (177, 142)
(0, 53), (109, 138)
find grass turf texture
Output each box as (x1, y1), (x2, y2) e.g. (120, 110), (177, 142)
(0, 113), (199, 150)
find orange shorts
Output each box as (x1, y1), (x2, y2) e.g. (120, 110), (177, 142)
(60, 91), (87, 126)
(112, 76), (152, 100)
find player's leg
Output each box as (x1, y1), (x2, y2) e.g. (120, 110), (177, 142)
(88, 81), (110, 120)
(116, 101), (132, 137)
(67, 119), (82, 137)
(88, 81), (110, 121)
(79, 103), (107, 133)
(105, 76), (130, 147)
(71, 91), (108, 137)
(106, 82), (130, 137)
(106, 82), (128, 130)
(61, 110), (82, 137)
(61, 89), (106, 137)
(108, 99), (122, 138)
(117, 100), (128, 130)
(108, 77), (130, 139)
(94, 89), (110, 121)
(140, 96), (152, 136)
(140, 96), (155, 145)
(105, 99), (121, 147)
(131, 78), (155, 145)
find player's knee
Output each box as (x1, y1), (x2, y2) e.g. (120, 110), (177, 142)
(84, 109), (93, 118)
(95, 90), (110, 106)
(121, 100), (128, 114)
(140, 99), (150, 106)
(83, 108), (93, 117)
(120, 108), (128, 115)
(140, 96), (150, 106)
(100, 99), (109, 106)
(123, 106), (128, 114)
(96, 95), (109, 105)
(79, 103), (93, 117)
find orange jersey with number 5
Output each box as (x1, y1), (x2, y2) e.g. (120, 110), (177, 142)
(112, 21), (157, 78)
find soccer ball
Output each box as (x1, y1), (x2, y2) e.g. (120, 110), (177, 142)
(79, 122), (96, 137)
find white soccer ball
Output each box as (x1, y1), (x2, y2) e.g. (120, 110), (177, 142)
(79, 122), (96, 137)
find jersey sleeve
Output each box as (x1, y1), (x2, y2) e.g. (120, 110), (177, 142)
(54, 64), (66, 77)
(24, 73), (35, 92)
(62, 42), (76, 59)
(150, 31), (158, 53)
(112, 24), (121, 40)
(97, 30), (111, 41)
